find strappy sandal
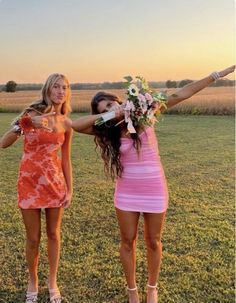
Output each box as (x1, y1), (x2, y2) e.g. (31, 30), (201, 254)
(25, 291), (38, 303)
(127, 286), (140, 303)
(49, 288), (62, 303)
(147, 284), (158, 290)
(147, 284), (158, 303)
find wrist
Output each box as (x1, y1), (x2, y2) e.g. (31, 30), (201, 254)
(210, 71), (221, 81)
(12, 124), (22, 135)
(99, 111), (116, 122)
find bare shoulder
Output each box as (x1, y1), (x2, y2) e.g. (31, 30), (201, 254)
(63, 116), (72, 131)
(27, 109), (41, 117)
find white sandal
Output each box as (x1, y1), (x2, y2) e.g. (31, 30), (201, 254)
(49, 288), (62, 303)
(147, 284), (158, 303)
(25, 291), (38, 303)
(127, 286), (138, 292)
(147, 284), (158, 290)
(127, 286), (140, 303)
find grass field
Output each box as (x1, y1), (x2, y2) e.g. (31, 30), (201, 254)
(0, 113), (235, 303)
(0, 86), (235, 115)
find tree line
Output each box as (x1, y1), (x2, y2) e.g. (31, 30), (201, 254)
(1, 79), (235, 92)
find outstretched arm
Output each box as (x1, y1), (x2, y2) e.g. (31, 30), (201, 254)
(71, 114), (101, 135)
(0, 111), (57, 148)
(0, 128), (20, 148)
(165, 65), (235, 110)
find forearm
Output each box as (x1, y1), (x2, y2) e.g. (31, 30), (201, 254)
(71, 114), (101, 133)
(62, 161), (73, 194)
(0, 129), (19, 148)
(166, 75), (214, 109)
(166, 65), (235, 109)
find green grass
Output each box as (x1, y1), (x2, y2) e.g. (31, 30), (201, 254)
(0, 113), (234, 303)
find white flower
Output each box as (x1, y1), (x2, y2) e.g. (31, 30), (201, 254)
(128, 84), (139, 96)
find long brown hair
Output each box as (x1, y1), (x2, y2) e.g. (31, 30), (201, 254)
(91, 91), (141, 180)
(12, 73), (71, 125)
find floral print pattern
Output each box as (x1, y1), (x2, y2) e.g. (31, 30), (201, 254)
(18, 128), (67, 209)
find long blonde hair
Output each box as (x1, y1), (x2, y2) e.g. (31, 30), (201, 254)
(12, 73), (71, 125)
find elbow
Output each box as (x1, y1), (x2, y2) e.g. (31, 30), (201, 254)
(0, 137), (13, 148)
(71, 121), (79, 132)
(71, 123), (84, 133)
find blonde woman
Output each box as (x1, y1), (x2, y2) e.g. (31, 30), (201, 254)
(0, 74), (73, 303)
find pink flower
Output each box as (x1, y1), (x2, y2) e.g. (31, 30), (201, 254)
(145, 93), (153, 105)
(137, 94), (146, 102)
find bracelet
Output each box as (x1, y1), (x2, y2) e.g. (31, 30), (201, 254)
(210, 71), (221, 81)
(12, 124), (22, 135)
(100, 111), (116, 122)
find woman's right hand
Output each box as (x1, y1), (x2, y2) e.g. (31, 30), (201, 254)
(31, 112), (55, 130)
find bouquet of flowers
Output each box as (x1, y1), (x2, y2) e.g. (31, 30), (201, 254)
(95, 75), (168, 133)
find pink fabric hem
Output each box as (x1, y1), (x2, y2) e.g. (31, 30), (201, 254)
(115, 205), (168, 214)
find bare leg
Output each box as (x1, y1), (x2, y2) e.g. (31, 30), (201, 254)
(21, 209), (41, 292)
(45, 207), (63, 290)
(116, 208), (140, 303)
(143, 212), (166, 303)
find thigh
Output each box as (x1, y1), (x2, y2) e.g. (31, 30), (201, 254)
(21, 209), (41, 239)
(116, 208), (140, 239)
(143, 212), (166, 240)
(45, 208), (63, 233)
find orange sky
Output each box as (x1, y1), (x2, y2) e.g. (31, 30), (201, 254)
(0, 0), (234, 83)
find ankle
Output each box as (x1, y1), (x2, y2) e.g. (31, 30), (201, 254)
(48, 278), (58, 290)
(127, 286), (138, 292)
(147, 283), (158, 290)
(27, 278), (38, 292)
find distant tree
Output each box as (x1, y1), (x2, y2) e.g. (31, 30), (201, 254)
(178, 79), (193, 88)
(166, 80), (177, 88)
(5, 80), (17, 92)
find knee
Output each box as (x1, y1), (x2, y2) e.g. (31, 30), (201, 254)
(27, 236), (40, 250)
(47, 229), (60, 241)
(145, 236), (162, 251)
(121, 236), (137, 253)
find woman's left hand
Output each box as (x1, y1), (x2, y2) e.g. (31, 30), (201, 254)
(109, 104), (124, 120)
(60, 192), (72, 208)
(219, 65), (235, 78)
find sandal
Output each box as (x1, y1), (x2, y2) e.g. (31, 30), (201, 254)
(147, 284), (158, 303)
(127, 286), (138, 291)
(147, 284), (158, 290)
(49, 288), (62, 303)
(127, 286), (139, 303)
(25, 291), (38, 303)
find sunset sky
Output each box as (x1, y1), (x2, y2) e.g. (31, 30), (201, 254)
(0, 0), (234, 83)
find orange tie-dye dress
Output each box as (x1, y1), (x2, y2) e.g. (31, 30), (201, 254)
(17, 128), (67, 209)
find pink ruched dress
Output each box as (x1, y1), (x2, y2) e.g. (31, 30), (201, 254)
(114, 127), (168, 213)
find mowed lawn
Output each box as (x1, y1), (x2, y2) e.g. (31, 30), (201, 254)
(0, 113), (234, 303)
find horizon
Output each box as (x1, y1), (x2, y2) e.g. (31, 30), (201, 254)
(0, 77), (235, 87)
